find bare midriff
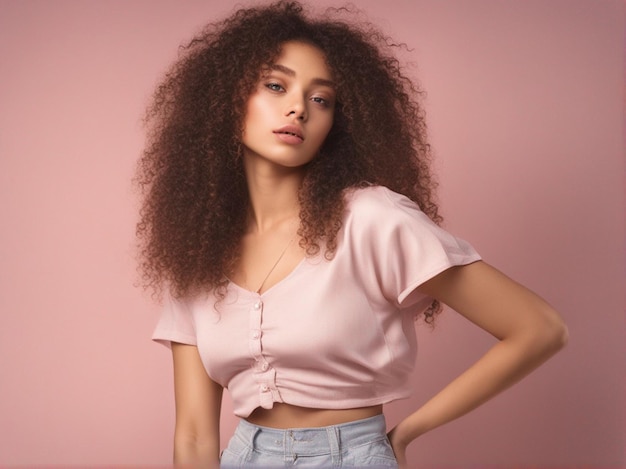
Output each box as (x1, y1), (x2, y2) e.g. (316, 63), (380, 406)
(245, 402), (383, 429)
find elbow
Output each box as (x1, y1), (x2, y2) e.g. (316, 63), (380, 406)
(536, 310), (569, 357)
(546, 320), (568, 353)
(553, 319), (569, 350)
(173, 431), (219, 467)
(511, 304), (569, 360)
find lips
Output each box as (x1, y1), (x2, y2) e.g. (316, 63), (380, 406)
(273, 125), (304, 143)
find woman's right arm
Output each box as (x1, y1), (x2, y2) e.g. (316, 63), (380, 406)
(172, 342), (223, 468)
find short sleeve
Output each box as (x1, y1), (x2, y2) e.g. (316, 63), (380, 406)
(347, 186), (482, 308)
(152, 292), (197, 348)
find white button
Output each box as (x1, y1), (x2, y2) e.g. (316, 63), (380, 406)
(260, 384), (269, 392)
(253, 301), (262, 310)
(261, 362), (269, 371)
(251, 330), (260, 339)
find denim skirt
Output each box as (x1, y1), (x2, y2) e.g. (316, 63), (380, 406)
(220, 414), (398, 468)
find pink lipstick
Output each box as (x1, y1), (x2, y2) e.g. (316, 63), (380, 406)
(273, 125), (304, 144)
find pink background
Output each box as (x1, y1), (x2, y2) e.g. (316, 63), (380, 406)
(0, 0), (623, 466)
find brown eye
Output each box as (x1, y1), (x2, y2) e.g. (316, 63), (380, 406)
(311, 96), (331, 108)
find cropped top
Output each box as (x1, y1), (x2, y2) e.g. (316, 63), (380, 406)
(153, 185), (481, 418)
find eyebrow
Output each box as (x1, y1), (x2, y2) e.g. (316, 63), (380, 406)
(269, 64), (336, 89)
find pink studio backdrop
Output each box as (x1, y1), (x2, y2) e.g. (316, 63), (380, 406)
(0, 0), (623, 466)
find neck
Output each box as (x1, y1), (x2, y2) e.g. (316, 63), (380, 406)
(244, 155), (305, 233)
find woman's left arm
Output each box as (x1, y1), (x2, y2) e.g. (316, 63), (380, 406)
(388, 260), (568, 467)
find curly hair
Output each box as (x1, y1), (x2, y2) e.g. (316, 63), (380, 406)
(136, 1), (443, 322)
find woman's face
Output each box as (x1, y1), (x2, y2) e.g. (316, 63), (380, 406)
(241, 41), (336, 169)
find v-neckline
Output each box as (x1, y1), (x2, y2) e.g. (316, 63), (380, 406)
(227, 255), (310, 297)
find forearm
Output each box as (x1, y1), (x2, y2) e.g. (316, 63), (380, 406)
(392, 327), (567, 445)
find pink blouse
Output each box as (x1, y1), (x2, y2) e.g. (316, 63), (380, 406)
(153, 185), (481, 418)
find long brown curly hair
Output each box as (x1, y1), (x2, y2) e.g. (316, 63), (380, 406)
(136, 1), (443, 322)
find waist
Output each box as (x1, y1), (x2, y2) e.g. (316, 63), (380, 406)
(246, 403), (383, 429)
(236, 413), (389, 456)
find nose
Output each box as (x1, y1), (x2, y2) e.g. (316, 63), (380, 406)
(286, 96), (307, 121)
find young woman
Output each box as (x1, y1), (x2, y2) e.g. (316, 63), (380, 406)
(137, 2), (568, 467)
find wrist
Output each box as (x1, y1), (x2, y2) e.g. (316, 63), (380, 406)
(391, 413), (431, 448)
(388, 422), (411, 449)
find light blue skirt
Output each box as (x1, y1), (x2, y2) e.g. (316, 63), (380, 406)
(220, 414), (398, 467)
